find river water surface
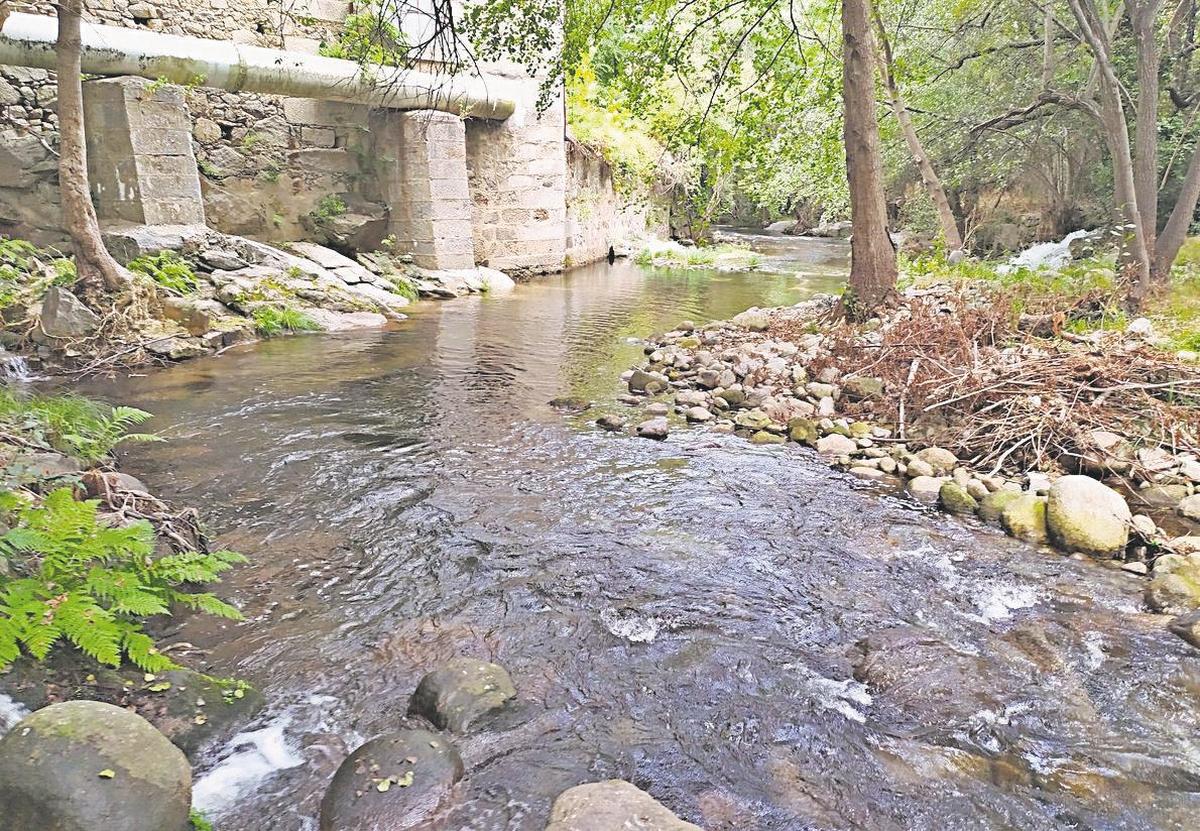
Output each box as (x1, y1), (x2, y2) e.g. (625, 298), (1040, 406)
(89, 232), (1199, 830)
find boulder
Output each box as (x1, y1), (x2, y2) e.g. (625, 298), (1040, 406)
(145, 336), (208, 361)
(319, 729), (463, 831)
(408, 658), (516, 734)
(82, 470), (150, 498)
(751, 431), (785, 445)
(596, 415), (626, 432)
(101, 224), (207, 263)
(977, 489), (1023, 523)
(628, 369), (664, 394)
(1169, 611), (1200, 649)
(907, 475), (946, 503)
(841, 375), (884, 401)
(730, 309), (769, 331)
(1000, 494), (1048, 544)
(160, 295), (230, 336)
(1045, 475), (1131, 556)
(546, 780), (702, 831)
(1177, 494), (1200, 523)
(787, 417), (818, 445)
(1144, 553), (1200, 615)
(0, 701), (191, 831)
(904, 458), (935, 479)
(7, 450), (81, 480)
(636, 417), (669, 440)
(36, 287), (99, 340)
(816, 434), (856, 456)
(915, 447), (957, 475)
(684, 406), (712, 423)
(939, 482), (978, 515)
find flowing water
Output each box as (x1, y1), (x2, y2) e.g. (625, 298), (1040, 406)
(84, 233), (1199, 830)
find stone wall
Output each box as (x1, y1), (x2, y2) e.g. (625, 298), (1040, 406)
(0, 1), (628, 274)
(564, 139), (668, 266)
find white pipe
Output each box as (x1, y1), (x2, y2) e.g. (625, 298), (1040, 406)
(0, 13), (517, 120)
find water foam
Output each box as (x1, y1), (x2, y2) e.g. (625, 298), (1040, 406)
(192, 714), (305, 815)
(0, 693), (31, 736)
(999, 229), (1091, 274)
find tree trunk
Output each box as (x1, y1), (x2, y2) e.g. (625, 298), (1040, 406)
(56, 0), (128, 293)
(1067, 0), (1153, 307)
(842, 0), (896, 318)
(872, 11), (963, 254)
(1127, 0), (1162, 269)
(1155, 139), (1200, 275)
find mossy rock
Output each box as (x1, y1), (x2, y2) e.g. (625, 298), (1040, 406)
(751, 430), (786, 445)
(1046, 475), (1131, 556)
(1000, 495), (1048, 544)
(977, 489), (1023, 523)
(1145, 554), (1200, 615)
(0, 700), (191, 831)
(787, 417), (818, 445)
(939, 482), (978, 516)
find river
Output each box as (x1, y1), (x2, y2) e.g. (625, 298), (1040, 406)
(87, 231), (1199, 830)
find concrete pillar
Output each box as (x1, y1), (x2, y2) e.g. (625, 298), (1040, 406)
(81, 76), (205, 226)
(374, 109), (475, 271)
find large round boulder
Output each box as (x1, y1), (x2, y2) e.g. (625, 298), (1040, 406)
(546, 780), (702, 831)
(319, 728), (463, 831)
(1046, 475), (1131, 555)
(408, 658), (516, 734)
(0, 700), (191, 831)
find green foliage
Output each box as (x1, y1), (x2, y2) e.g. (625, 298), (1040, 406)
(128, 251), (199, 295)
(313, 194), (348, 221)
(189, 809), (215, 831)
(252, 305), (321, 337)
(0, 488), (245, 672)
(0, 390), (161, 463)
(388, 274), (419, 302)
(0, 237), (74, 309)
(319, 7), (409, 66)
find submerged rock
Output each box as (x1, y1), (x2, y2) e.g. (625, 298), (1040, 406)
(408, 658), (516, 734)
(546, 780), (702, 831)
(1045, 475), (1131, 556)
(0, 700), (191, 831)
(319, 728), (463, 831)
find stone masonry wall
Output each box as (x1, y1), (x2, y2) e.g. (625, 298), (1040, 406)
(0, 1), (625, 273)
(564, 138), (668, 267)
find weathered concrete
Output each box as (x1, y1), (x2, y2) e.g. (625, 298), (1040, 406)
(82, 77), (205, 226)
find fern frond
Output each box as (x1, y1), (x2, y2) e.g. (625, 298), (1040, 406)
(121, 628), (179, 673)
(172, 592), (243, 620)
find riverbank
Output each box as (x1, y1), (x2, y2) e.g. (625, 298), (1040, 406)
(611, 268), (1200, 650)
(0, 226), (516, 374)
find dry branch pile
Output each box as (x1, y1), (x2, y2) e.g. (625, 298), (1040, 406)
(794, 291), (1200, 478)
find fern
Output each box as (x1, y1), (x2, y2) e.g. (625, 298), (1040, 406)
(0, 489), (246, 672)
(0, 390), (163, 463)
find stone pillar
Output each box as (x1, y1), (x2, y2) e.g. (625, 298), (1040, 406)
(374, 110), (475, 271)
(465, 78), (567, 276)
(81, 77), (205, 226)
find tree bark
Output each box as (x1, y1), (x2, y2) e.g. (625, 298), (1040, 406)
(1127, 0), (1163, 265)
(56, 0), (128, 293)
(872, 11), (963, 253)
(842, 0), (897, 318)
(1155, 139), (1200, 274)
(1067, 0), (1153, 307)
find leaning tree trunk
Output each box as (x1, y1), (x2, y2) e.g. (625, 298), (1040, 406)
(1067, 0), (1153, 308)
(56, 0), (128, 293)
(872, 11), (963, 254)
(1155, 140), (1200, 275)
(842, 0), (897, 318)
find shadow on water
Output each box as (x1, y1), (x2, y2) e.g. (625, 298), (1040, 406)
(85, 242), (1200, 830)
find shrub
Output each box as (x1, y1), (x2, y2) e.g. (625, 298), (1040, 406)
(318, 9), (408, 66)
(252, 305), (321, 337)
(0, 488), (245, 672)
(0, 390), (161, 463)
(313, 194), (348, 221)
(128, 251), (199, 295)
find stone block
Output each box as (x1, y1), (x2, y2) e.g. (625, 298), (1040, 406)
(300, 126), (337, 148)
